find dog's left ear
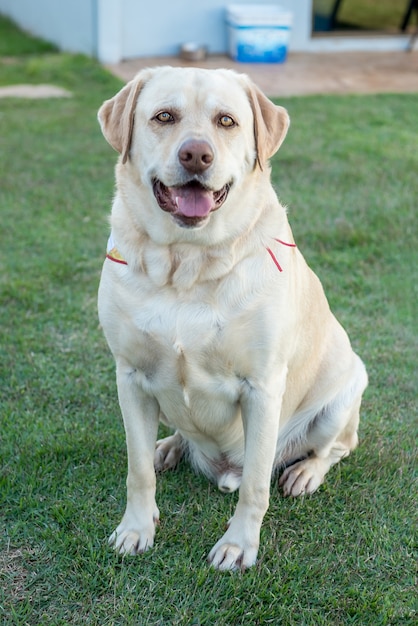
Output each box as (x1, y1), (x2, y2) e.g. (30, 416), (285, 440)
(98, 73), (148, 164)
(247, 82), (290, 169)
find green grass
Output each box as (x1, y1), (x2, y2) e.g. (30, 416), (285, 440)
(0, 14), (57, 56)
(1, 23), (417, 626)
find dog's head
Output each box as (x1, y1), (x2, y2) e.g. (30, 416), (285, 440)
(98, 67), (289, 231)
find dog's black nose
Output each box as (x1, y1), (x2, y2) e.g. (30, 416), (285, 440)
(178, 140), (214, 174)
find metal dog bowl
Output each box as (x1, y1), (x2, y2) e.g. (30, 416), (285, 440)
(179, 43), (208, 62)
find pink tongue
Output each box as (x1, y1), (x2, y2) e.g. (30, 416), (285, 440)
(171, 186), (214, 217)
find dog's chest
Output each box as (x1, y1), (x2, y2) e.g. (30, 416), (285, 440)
(126, 289), (246, 421)
(102, 250), (285, 434)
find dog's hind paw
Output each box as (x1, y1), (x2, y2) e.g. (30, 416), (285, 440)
(279, 457), (327, 497)
(154, 432), (184, 471)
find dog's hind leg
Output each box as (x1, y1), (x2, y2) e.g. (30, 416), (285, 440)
(279, 355), (367, 497)
(154, 430), (185, 471)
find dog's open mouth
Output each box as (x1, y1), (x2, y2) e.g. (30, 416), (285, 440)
(153, 180), (230, 227)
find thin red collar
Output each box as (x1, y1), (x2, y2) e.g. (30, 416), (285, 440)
(106, 235), (296, 272)
(266, 238), (297, 272)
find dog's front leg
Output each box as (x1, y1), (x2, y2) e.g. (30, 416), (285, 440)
(109, 363), (160, 555)
(208, 377), (284, 570)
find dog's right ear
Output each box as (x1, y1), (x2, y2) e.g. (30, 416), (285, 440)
(98, 75), (147, 164)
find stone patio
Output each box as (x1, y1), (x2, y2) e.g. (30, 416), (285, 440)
(106, 50), (418, 97)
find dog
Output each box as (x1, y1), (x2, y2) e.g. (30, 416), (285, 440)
(97, 66), (368, 571)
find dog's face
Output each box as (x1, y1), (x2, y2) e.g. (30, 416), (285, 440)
(132, 68), (257, 229)
(99, 67), (289, 233)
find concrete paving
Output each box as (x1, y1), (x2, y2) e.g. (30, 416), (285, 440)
(106, 50), (418, 97)
(0, 84), (72, 99)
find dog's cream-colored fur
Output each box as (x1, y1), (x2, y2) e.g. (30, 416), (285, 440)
(97, 67), (368, 570)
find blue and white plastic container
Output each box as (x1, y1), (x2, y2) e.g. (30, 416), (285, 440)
(226, 4), (293, 63)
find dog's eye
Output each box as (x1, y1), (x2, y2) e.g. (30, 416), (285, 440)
(219, 115), (236, 128)
(155, 111), (174, 123)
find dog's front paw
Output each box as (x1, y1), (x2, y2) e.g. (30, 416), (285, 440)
(109, 510), (159, 555)
(207, 529), (258, 571)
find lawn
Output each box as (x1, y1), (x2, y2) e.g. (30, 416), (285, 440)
(1, 16), (417, 626)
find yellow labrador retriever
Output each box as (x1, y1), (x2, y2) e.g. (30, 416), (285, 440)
(97, 67), (368, 570)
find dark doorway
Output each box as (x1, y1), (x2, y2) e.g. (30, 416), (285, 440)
(312, 0), (417, 35)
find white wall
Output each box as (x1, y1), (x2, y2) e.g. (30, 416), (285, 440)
(0, 0), (313, 62)
(0, 0), (95, 55)
(96, 0), (123, 64)
(116, 0), (410, 60)
(118, 0), (312, 60)
(0, 0), (411, 63)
